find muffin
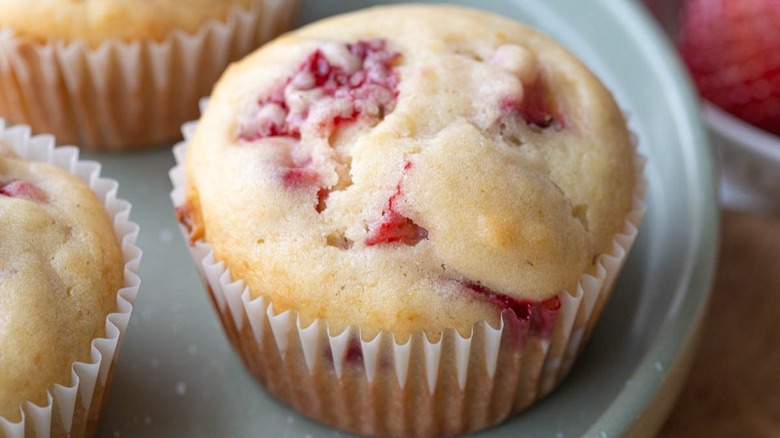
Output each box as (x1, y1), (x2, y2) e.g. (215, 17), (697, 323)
(0, 0), (299, 150)
(0, 120), (141, 438)
(171, 5), (646, 437)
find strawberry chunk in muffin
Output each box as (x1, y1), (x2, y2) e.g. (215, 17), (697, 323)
(238, 39), (400, 141)
(236, 39), (402, 214)
(489, 43), (564, 130)
(365, 161), (427, 246)
(0, 179), (47, 202)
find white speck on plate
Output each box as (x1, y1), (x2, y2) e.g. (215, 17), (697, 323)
(654, 361), (664, 372)
(159, 228), (174, 244)
(287, 416), (294, 425)
(188, 344), (198, 356)
(175, 382), (188, 397)
(601, 432), (608, 438)
(556, 432), (564, 438)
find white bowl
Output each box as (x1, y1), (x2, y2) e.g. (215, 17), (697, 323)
(705, 102), (780, 199)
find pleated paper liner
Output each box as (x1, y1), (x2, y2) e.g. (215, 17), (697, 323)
(0, 120), (142, 438)
(0, 0), (299, 150)
(170, 117), (646, 437)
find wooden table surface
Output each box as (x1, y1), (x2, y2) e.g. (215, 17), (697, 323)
(659, 209), (780, 437)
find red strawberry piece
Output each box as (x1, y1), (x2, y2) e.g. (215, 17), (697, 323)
(462, 280), (534, 320)
(365, 162), (428, 246)
(281, 167), (319, 188)
(323, 335), (365, 366)
(316, 187), (329, 213)
(280, 165), (333, 213)
(365, 209), (428, 246)
(239, 39), (400, 142)
(461, 280), (560, 337)
(501, 77), (565, 130)
(678, 0), (780, 136)
(534, 295), (561, 338)
(0, 179), (47, 202)
(344, 336), (364, 364)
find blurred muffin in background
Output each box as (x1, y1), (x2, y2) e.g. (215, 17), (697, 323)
(0, 0), (299, 151)
(0, 119), (141, 437)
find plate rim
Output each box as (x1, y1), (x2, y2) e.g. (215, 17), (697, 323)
(87, 0), (722, 436)
(585, 0), (719, 436)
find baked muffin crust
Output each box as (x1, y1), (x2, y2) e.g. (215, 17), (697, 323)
(0, 154), (123, 421)
(183, 5), (637, 338)
(0, 0), (256, 46)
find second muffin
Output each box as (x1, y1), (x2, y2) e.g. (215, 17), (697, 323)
(0, 121), (141, 437)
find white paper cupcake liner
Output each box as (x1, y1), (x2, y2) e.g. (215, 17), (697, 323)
(170, 116), (646, 436)
(0, 120), (142, 438)
(0, 0), (298, 151)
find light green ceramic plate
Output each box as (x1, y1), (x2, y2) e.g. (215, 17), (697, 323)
(92, 0), (718, 436)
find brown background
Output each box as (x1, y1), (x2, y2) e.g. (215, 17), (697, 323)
(660, 210), (780, 437)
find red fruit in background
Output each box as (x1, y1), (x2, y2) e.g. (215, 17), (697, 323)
(678, 0), (780, 136)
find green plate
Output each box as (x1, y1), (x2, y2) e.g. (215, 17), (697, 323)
(93, 0), (718, 436)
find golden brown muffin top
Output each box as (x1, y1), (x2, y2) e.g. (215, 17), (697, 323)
(0, 153), (123, 422)
(0, 0), (256, 46)
(184, 5), (637, 338)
